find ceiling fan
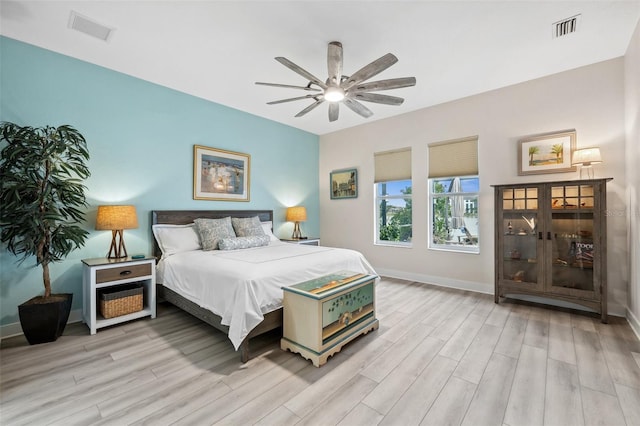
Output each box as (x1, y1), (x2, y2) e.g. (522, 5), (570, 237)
(256, 41), (416, 122)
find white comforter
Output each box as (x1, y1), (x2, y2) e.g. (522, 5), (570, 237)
(157, 241), (377, 349)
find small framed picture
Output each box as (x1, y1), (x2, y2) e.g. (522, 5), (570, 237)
(330, 168), (358, 199)
(518, 129), (577, 176)
(193, 145), (250, 201)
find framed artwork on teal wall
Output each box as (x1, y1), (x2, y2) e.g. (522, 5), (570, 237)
(193, 145), (250, 201)
(330, 168), (357, 199)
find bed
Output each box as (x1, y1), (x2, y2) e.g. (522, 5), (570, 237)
(151, 209), (377, 362)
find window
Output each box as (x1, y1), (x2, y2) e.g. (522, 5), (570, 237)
(376, 180), (412, 245)
(428, 137), (479, 253)
(430, 177), (479, 252)
(374, 148), (411, 246)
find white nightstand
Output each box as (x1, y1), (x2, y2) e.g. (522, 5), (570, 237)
(281, 237), (320, 246)
(82, 256), (156, 334)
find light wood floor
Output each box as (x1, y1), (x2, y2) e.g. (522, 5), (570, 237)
(2, 277), (640, 426)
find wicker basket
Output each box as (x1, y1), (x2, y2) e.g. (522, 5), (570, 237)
(99, 284), (143, 319)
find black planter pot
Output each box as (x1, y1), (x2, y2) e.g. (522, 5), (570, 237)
(18, 293), (73, 345)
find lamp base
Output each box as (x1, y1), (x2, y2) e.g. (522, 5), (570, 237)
(107, 229), (128, 259)
(291, 222), (305, 240)
(579, 165), (595, 179)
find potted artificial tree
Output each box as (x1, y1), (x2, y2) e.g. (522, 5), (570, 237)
(0, 122), (90, 344)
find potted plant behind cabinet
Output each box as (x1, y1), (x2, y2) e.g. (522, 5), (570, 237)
(0, 123), (90, 344)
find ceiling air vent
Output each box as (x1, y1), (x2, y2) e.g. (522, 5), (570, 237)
(553, 14), (581, 38)
(68, 11), (114, 42)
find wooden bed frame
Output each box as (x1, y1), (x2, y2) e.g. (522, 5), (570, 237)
(151, 209), (283, 363)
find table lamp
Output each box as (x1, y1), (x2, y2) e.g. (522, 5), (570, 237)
(286, 206), (307, 239)
(572, 147), (602, 179)
(96, 205), (138, 258)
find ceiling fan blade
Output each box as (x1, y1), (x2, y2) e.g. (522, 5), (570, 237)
(267, 94), (319, 105)
(328, 102), (339, 122)
(351, 92), (404, 106)
(255, 82), (321, 92)
(342, 53), (398, 90)
(350, 77), (416, 93)
(295, 99), (325, 117)
(327, 41), (343, 86)
(275, 57), (328, 90)
(343, 98), (374, 119)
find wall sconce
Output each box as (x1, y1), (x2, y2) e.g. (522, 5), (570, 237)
(572, 147), (602, 179)
(286, 206), (307, 240)
(95, 205), (138, 258)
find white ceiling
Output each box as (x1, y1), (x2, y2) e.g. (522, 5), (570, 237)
(1, 1), (639, 135)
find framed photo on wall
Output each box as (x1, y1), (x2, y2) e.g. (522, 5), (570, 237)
(330, 168), (358, 199)
(518, 129), (577, 176)
(193, 145), (250, 201)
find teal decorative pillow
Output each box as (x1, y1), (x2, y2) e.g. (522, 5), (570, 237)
(194, 217), (236, 251)
(219, 235), (271, 250)
(231, 216), (266, 237)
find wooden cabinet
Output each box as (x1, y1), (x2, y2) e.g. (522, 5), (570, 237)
(493, 179), (610, 322)
(82, 256), (156, 334)
(281, 271), (378, 366)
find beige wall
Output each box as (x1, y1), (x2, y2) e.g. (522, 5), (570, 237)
(320, 57), (628, 316)
(625, 20), (640, 332)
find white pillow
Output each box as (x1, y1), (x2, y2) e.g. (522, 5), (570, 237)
(261, 221), (280, 242)
(152, 223), (201, 257)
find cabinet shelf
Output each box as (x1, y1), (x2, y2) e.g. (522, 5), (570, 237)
(553, 262), (593, 270)
(556, 238), (593, 244)
(551, 206), (593, 211)
(503, 258), (537, 263)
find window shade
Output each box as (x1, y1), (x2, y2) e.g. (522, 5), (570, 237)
(374, 148), (411, 183)
(428, 137), (478, 178)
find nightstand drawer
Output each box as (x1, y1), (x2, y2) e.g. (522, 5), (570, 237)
(96, 263), (152, 283)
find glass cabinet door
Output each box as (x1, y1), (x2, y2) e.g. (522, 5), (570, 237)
(500, 186), (543, 291)
(548, 184), (596, 295)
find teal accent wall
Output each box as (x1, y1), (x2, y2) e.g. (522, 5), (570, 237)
(0, 36), (319, 328)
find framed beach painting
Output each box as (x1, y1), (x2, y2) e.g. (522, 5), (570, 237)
(517, 129), (576, 176)
(193, 145), (250, 201)
(330, 168), (358, 199)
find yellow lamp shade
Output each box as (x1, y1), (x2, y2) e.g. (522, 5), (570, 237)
(286, 206), (307, 222)
(96, 205), (138, 230)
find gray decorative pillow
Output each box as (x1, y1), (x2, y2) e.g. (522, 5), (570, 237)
(219, 235), (271, 251)
(194, 217), (236, 251)
(231, 216), (266, 237)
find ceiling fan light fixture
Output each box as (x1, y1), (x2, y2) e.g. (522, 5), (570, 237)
(324, 86), (345, 102)
(256, 41), (416, 121)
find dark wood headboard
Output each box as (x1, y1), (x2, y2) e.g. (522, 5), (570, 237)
(151, 209), (274, 259)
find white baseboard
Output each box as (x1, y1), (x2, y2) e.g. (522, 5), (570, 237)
(626, 308), (640, 340)
(375, 268), (626, 318)
(0, 309), (83, 340)
(375, 267), (494, 295)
